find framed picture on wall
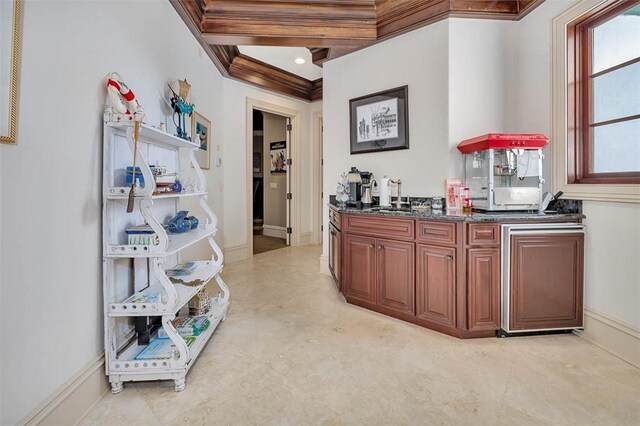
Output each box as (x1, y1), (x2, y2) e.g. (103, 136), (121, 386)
(192, 111), (211, 170)
(270, 141), (286, 174)
(349, 85), (409, 154)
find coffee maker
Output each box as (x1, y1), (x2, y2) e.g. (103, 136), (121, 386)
(360, 171), (374, 206)
(346, 167), (362, 206)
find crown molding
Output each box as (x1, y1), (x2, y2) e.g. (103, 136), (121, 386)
(170, 0), (547, 101)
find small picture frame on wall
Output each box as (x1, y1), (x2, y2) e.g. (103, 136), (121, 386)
(192, 111), (211, 170)
(349, 85), (409, 155)
(270, 141), (287, 174)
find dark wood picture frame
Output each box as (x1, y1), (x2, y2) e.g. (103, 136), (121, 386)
(349, 86), (409, 154)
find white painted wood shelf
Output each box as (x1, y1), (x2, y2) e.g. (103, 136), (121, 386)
(107, 260), (223, 317)
(105, 189), (207, 200)
(105, 121), (199, 150)
(105, 226), (217, 258)
(102, 112), (230, 393)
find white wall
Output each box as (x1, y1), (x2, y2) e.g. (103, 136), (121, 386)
(263, 112), (288, 229)
(582, 202), (640, 328)
(323, 0), (640, 336)
(512, 0), (640, 330)
(322, 19), (521, 255)
(322, 21), (450, 254)
(0, 1), (224, 424)
(222, 78), (319, 254)
(448, 19), (518, 178)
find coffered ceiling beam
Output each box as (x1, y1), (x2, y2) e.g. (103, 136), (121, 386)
(201, 33), (368, 48)
(229, 54), (317, 101)
(171, 0), (548, 101)
(198, 0), (377, 46)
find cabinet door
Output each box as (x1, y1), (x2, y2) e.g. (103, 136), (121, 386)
(467, 248), (500, 331)
(416, 245), (456, 327)
(343, 234), (376, 304)
(376, 239), (415, 315)
(328, 223), (341, 290)
(509, 233), (584, 330)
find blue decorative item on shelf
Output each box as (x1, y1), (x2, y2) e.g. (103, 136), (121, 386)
(187, 215), (199, 229)
(168, 79), (195, 141)
(126, 166), (145, 187)
(171, 179), (182, 193)
(168, 210), (190, 234)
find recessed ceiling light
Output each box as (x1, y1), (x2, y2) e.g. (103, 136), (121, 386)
(294, 57), (306, 65)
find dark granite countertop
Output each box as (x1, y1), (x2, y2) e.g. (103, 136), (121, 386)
(329, 202), (585, 223)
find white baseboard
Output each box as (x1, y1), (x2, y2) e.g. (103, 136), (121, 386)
(319, 255), (330, 276)
(224, 244), (250, 264)
(262, 225), (286, 239)
(300, 232), (313, 245)
(575, 308), (640, 368)
(20, 354), (108, 426)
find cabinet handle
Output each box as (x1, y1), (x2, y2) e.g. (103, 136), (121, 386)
(378, 245), (384, 250)
(446, 255), (453, 261)
(369, 244), (375, 249)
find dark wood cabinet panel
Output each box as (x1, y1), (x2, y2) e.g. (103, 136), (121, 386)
(343, 234), (377, 304)
(329, 208), (341, 230)
(376, 239), (415, 315)
(417, 221), (456, 246)
(416, 244), (456, 327)
(509, 233), (584, 330)
(467, 248), (500, 331)
(328, 223), (341, 291)
(344, 215), (414, 240)
(467, 223), (500, 246)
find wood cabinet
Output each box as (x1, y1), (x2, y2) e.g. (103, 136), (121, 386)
(343, 234), (377, 304)
(344, 234), (415, 316)
(508, 233), (584, 331)
(328, 223), (341, 290)
(416, 244), (456, 328)
(331, 207), (584, 339)
(376, 239), (415, 315)
(467, 248), (500, 331)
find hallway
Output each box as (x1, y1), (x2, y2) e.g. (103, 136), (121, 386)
(83, 245), (639, 425)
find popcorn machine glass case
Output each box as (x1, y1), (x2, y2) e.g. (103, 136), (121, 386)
(457, 134), (548, 211)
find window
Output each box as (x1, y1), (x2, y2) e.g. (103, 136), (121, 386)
(568, 0), (640, 184)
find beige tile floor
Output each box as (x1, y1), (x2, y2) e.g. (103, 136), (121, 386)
(83, 245), (640, 425)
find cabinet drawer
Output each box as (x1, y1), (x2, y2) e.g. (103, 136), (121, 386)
(467, 223), (500, 246)
(329, 208), (341, 230)
(416, 221), (456, 246)
(344, 215), (414, 240)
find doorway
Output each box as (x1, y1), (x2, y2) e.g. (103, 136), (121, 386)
(252, 109), (290, 255)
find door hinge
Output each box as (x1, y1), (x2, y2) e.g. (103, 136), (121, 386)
(287, 227), (292, 234)
(321, 225), (324, 231)
(286, 158), (292, 166)
(286, 192), (292, 200)
(286, 124), (292, 131)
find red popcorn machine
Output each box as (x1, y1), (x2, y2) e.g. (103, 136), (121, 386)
(457, 133), (548, 211)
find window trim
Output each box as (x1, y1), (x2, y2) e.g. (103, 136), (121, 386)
(552, 0), (640, 202)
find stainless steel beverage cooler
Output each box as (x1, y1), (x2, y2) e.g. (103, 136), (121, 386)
(457, 134), (548, 211)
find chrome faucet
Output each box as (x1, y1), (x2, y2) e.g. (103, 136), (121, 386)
(390, 179), (409, 209)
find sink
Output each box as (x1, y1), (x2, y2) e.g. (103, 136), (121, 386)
(370, 207), (414, 215)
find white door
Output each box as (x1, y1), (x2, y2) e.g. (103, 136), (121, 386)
(285, 117), (291, 246)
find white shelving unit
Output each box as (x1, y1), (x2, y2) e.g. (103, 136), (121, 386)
(102, 113), (229, 393)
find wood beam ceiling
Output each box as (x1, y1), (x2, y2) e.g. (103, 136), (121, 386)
(171, 0), (546, 101)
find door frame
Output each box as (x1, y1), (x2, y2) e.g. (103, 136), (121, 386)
(246, 98), (302, 256)
(313, 111), (323, 244)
